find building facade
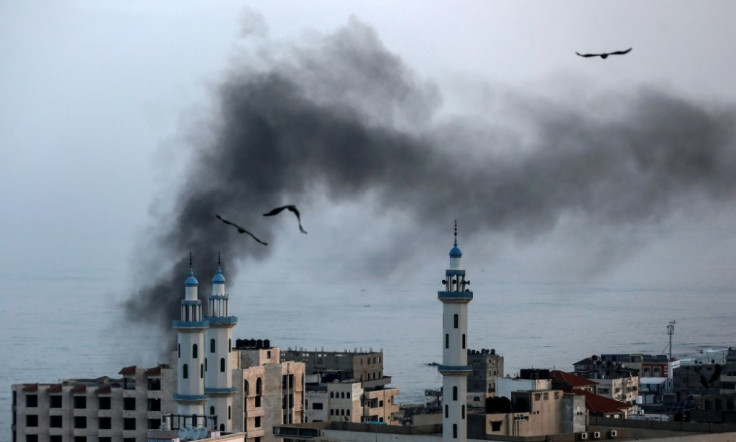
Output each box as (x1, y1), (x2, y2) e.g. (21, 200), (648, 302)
(466, 348), (504, 405)
(281, 349), (399, 425)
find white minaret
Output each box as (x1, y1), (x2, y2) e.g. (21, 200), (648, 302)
(438, 222), (472, 442)
(205, 255), (238, 431)
(173, 255), (209, 439)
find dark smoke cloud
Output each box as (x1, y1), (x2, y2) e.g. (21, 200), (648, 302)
(123, 19), (736, 343)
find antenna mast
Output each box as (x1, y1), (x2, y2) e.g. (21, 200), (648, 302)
(667, 320), (676, 361)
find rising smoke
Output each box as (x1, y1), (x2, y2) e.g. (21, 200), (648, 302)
(123, 19), (736, 343)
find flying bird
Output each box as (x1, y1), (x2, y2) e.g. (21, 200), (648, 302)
(263, 205), (307, 234)
(215, 214), (268, 245)
(575, 47), (632, 59)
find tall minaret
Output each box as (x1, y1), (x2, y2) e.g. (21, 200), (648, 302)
(438, 222), (472, 442)
(205, 254), (238, 431)
(173, 255), (209, 438)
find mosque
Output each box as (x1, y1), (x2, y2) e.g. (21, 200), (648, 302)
(11, 228), (492, 442)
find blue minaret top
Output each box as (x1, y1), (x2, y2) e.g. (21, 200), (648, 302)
(212, 253), (225, 284)
(449, 220), (462, 258)
(185, 254), (199, 286)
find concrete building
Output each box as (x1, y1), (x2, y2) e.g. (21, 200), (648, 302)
(466, 348), (503, 407)
(479, 389), (586, 437)
(11, 365), (175, 442)
(437, 223), (473, 442)
(12, 260), (302, 442)
(281, 350), (399, 425)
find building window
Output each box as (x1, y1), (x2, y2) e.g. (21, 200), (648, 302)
(444, 405), (448, 418)
(453, 423), (457, 439)
(26, 395), (38, 407)
(205, 358), (208, 372)
(183, 364), (189, 379)
(124, 418), (136, 430)
(74, 437), (86, 442)
(229, 405), (232, 420)
(124, 397), (136, 410)
(50, 395), (62, 408)
(220, 358), (225, 372)
(26, 415), (38, 427)
(445, 334), (449, 349)
(148, 419), (159, 430)
(454, 314), (459, 328)
(201, 363), (204, 378)
(193, 344), (198, 358)
(462, 405), (465, 419)
(73, 396), (86, 409)
(50, 415), (63, 428)
(453, 386), (458, 401)
(148, 398), (161, 411)
(256, 378), (262, 394)
(330, 392), (334, 398)
(99, 417), (111, 429)
(229, 339), (232, 352)
(491, 421), (502, 431)
(148, 378), (161, 390)
(178, 343), (180, 358)
(313, 402), (323, 410)
(255, 416), (261, 428)
(99, 438), (111, 442)
(244, 380), (249, 395)
(25, 436), (38, 442)
(74, 416), (86, 429)
(51, 436), (62, 442)
(211, 339), (216, 353)
(462, 334), (466, 349)
(210, 406), (216, 415)
(255, 396), (261, 407)
(99, 396), (111, 410)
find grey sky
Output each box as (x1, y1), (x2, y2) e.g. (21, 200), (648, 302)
(2, 1), (736, 339)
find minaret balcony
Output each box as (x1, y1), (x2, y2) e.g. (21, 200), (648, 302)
(207, 316), (238, 326)
(172, 320), (209, 330)
(172, 394), (208, 403)
(437, 365), (472, 375)
(205, 387), (238, 396)
(437, 291), (473, 302)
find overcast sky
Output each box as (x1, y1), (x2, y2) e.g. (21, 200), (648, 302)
(2, 1), (736, 318)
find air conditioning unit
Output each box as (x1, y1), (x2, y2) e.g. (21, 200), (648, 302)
(592, 431), (601, 439)
(609, 430), (618, 438)
(578, 432), (589, 440)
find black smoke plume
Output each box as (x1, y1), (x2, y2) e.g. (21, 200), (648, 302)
(124, 20), (736, 341)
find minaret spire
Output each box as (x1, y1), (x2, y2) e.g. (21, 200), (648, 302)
(174, 254), (208, 438)
(205, 254), (238, 431)
(438, 224), (472, 442)
(454, 220), (458, 247)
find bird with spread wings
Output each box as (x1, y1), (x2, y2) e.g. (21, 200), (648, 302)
(215, 214), (268, 245)
(576, 47), (632, 59)
(263, 205), (307, 234)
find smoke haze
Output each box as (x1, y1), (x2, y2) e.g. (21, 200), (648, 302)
(123, 19), (736, 343)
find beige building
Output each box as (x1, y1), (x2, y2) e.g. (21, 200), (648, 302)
(282, 350), (399, 425)
(480, 389), (586, 437)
